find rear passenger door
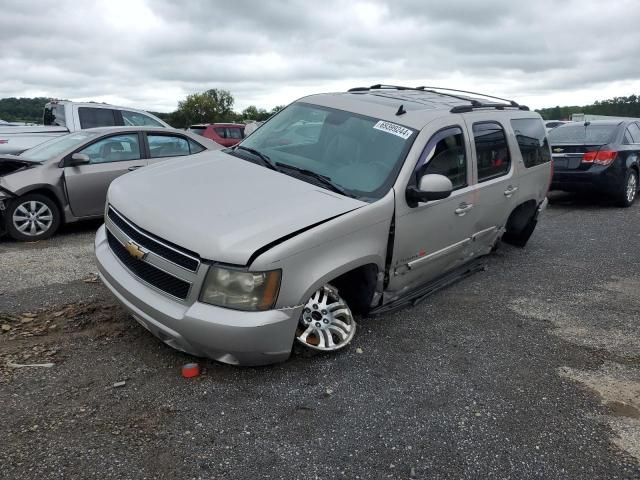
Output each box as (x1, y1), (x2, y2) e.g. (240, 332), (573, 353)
(464, 117), (519, 256)
(145, 133), (205, 165)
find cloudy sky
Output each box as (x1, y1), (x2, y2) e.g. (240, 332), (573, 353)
(1, 0), (640, 113)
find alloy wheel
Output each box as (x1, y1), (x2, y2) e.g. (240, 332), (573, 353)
(295, 285), (356, 351)
(12, 200), (54, 237)
(626, 172), (637, 204)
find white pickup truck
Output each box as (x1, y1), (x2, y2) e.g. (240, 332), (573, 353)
(0, 101), (170, 155)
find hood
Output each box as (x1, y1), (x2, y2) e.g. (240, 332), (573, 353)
(108, 151), (366, 265)
(0, 155), (42, 177)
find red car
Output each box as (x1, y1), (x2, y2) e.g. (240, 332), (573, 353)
(188, 123), (245, 147)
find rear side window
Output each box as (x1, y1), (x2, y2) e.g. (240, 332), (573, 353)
(511, 118), (551, 168)
(473, 122), (511, 182)
(228, 127), (243, 139)
(627, 123), (640, 143)
(122, 110), (163, 127)
(188, 139), (205, 154)
(416, 126), (467, 190)
(78, 107), (117, 129)
(148, 134), (190, 158)
(43, 104), (66, 127)
(214, 127), (227, 138)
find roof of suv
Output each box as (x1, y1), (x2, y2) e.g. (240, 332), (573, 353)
(300, 86), (535, 130)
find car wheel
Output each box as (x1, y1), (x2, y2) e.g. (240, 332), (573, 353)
(295, 285), (356, 352)
(5, 194), (61, 241)
(616, 169), (638, 208)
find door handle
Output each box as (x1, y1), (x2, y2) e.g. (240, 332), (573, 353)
(128, 165), (144, 171)
(455, 203), (474, 216)
(504, 185), (518, 197)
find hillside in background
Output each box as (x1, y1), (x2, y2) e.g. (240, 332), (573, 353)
(536, 95), (640, 120)
(0, 97), (51, 123)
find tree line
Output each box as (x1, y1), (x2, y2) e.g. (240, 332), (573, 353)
(3, 90), (640, 125)
(536, 95), (640, 120)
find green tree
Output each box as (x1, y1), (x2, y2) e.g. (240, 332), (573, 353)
(270, 105), (285, 115)
(241, 105), (271, 121)
(176, 89), (235, 125)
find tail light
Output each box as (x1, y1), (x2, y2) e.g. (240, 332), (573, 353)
(583, 150), (618, 166)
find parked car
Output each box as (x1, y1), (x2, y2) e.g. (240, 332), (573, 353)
(0, 127), (219, 241)
(549, 120), (640, 207)
(0, 101), (171, 155)
(188, 123), (245, 147)
(95, 85), (552, 366)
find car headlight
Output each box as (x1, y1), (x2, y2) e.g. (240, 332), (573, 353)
(199, 266), (281, 311)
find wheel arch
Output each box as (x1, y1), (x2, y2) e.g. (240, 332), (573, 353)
(13, 185), (65, 215)
(501, 199), (539, 248)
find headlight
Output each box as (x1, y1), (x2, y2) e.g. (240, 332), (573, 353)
(199, 266), (281, 311)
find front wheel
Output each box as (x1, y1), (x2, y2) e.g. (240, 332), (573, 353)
(4, 194), (61, 241)
(616, 169), (638, 208)
(295, 285), (356, 352)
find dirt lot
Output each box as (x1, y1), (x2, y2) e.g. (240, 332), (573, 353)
(1, 194), (639, 479)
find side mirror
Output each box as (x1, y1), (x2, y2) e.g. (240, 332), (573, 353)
(406, 174), (453, 206)
(67, 153), (90, 167)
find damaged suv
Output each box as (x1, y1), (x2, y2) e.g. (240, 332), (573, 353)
(95, 85), (552, 366)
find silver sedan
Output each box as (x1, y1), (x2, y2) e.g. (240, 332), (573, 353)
(0, 126), (221, 241)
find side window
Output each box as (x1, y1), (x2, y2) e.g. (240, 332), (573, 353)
(228, 127), (243, 139)
(627, 123), (640, 143)
(624, 129), (634, 145)
(188, 139), (205, 154)
(78, 107), (117, 129)
(148, 134), (190, 158)
(121, 110), (163, 127)
(510, 118), (551, 168)
(214, 127), (227, 138)
(415, 126), (467, 190)
(473, 122), (511, 182)
(78, 134), (141, 164)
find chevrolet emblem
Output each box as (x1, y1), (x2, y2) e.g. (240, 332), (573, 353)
(125, 241), (147, 260)
(553, 147), (564, 153)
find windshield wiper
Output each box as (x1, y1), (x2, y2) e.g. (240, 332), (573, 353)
(233, 145), (276, 170)
(275, 162), (353, 197)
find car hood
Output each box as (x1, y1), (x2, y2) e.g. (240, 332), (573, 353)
(108, 151), (367, 265)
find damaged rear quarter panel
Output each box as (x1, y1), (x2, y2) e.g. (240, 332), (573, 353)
(250, 190), (395, 308)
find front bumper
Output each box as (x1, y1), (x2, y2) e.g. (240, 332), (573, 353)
(95, 225), (302, 366)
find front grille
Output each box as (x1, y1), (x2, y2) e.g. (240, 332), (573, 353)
(107, 230), (191, 300)
(107, 207), (199, 272)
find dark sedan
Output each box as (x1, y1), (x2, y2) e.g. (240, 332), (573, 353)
(549, 120), (640, 207)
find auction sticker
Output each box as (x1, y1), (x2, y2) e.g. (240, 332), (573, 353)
(373, 120), (413, 139)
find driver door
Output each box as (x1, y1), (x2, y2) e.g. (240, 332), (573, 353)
(64, 133), (146, 218)
(387, 122), (479, 295)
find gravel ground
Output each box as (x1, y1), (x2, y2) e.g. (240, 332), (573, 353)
(0, 193), (639, 479)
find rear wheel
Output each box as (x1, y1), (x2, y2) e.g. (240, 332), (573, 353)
(616, 169), (638, 208)
(5, 194), (61, 241)
(295, 285), (356, 352)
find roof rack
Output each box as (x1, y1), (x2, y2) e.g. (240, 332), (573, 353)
(347, 84), (529, 113)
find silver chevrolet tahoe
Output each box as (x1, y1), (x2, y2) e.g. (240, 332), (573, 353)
(95, 85), (552, 366)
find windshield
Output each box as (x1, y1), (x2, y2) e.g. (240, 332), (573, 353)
(548, 123), (618, 144)
(237, 102), (416, 200)
(20, 132), (97, 161)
